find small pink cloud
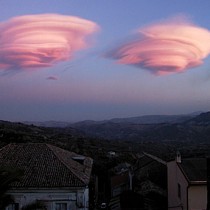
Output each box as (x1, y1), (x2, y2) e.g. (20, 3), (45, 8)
(107, 17), (210, 75)
(46, 76), (58, 80)
(0, 14), (99, 71)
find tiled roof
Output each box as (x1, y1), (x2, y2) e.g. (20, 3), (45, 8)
(134, 155), (155, 170)
(178, 158), (207, 183)
(0, 143), (93, 188)
(135, 153), (166, 169)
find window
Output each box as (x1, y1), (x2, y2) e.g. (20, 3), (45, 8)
(6, 203), (19, 210)
(55, 203), (67, 210)
(178, 183), (181, 198)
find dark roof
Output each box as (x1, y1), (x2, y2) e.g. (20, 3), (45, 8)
(178, 158), (207, 183)
(134, 155), (154, 170)
(0, 143), (93, 188)
(134, 153), (166, 171)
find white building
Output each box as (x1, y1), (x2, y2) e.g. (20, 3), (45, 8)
(0, 143), (93, 210)
(167, 153), (207, 210)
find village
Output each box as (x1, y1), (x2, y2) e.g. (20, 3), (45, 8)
(1, 0), (210, 209)
(0, 142), (208, 210)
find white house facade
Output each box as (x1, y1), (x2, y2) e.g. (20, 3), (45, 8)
(167, 154), (207, 210)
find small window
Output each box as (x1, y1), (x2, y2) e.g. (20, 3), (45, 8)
(55, 203), (67, 210)
(178, 183), (181, 198)
(6, 203), (19, 210)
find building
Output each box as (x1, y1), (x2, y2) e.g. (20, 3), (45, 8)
(167, 153), (207, 210)
(109, 162), (132, 197)
(0, 143), (93, 210)
(94, 161), (132, 210)
(134, 153), (167, 210)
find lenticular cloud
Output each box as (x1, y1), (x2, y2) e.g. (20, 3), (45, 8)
(0, 14), (99, 70)
(107, 19), (210, 75)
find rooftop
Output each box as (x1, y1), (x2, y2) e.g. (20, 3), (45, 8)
(178, 158), (207, 183)
(0, 143), (93, 188)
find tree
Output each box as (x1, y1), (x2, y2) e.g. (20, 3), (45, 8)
(0, 167), (23, 210)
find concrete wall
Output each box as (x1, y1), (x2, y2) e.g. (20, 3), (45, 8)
(188, 185), (207, 210)
(7, 188), (89, 210)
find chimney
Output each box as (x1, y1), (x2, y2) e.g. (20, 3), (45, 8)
(176, 151), (181, 163)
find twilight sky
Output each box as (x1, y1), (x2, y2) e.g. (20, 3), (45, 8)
(0, 0), (210, 122)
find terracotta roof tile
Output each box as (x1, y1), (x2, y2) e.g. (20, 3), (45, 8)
(0, 143), (93, 188)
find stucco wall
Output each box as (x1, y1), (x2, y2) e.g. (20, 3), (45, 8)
(7, 188), (89, 210)
(188, 185), (207, 210)
(167, 161), (188, 210)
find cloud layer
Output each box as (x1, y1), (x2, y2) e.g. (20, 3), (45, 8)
(107, 18), (210, 75)
(0, 14), (99, 70)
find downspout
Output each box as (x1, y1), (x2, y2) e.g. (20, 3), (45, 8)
(207, 157), (210, 210)
(187, 185), (189, 210)
(128, 170), (133, 191)
(84, 186), (89, 210)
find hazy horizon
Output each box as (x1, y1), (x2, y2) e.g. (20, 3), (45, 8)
(1, 110), (207, 124)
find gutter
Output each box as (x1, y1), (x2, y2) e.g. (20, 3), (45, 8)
(168, 204), (183, 210)
(190, 181), (207, 185)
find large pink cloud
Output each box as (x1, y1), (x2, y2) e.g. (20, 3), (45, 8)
(0, 14), (99, 70)
(107, 18), (210, 75)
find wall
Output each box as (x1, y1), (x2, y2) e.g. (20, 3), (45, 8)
(110, 171), (130, 197)
(167, 161), (188, 210)
(188, 185), (207, 210)
(7, 187), (89, 210)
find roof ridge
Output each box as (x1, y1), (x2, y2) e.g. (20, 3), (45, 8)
(143, 152), (167, 165)
(177, 163), (191, 183)
(46, 144), (91, 185)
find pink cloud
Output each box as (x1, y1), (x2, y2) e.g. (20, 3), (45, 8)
(0, 14), (99, 70)
(107, 18), (210, 75)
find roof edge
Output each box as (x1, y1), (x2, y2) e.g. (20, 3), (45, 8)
(46, 144), (92, 185)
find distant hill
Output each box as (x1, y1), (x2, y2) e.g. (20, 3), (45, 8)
(23, 112), (202, 128)
(1, 111), (210, 145)
(69, 112), (210, 142)
(0, 120), (84, 149)
(23, 120), (72, 128)
(184, 112), (210, 125)
(107, 113), (199, 124)
(1, 112), (210, 161)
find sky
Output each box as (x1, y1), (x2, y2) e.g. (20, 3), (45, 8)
(0, 0), (210, 122)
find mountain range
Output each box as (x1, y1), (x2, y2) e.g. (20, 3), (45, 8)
(1, 111), (209, 144)
(1, 111), (210, 161)
(23, 111), (202, 127)
(69, 111), (210, 142)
